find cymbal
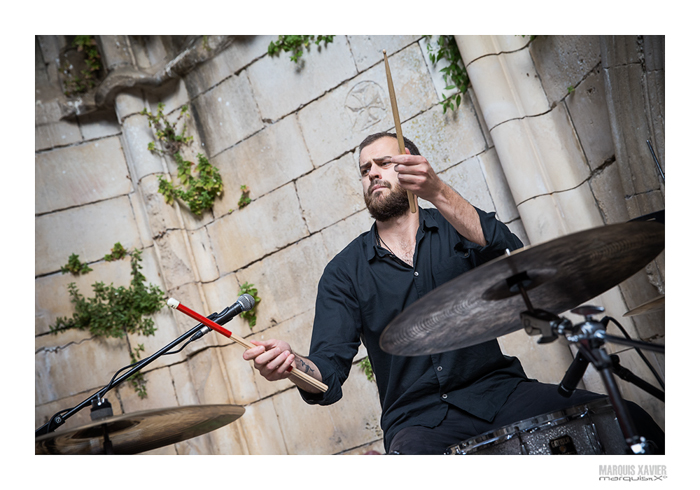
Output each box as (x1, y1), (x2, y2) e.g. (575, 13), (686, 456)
(35, 404), (244, 455)
(380, 221), (664, 356)
(623, 295), (665, 317)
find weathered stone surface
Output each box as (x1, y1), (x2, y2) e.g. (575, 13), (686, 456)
(200, 272), (251, 341)
(298, 44), (438, 167)
(77, 110), (122, 140)
(589, 160), (630, 225)
(477, 148), (519, 223)
(498, 329), (576, 385)
(145, 78), (190, 120)
(185, 35), (274, 98)
(236, 396), (287, 454)
(248, 36), (357, 122)
(35, 335), (131, 405)
(117, 365), (178, 414)
(566, 67), (615, 170)
(466, 48), (550, 130)
(211, 115), (314, 219)
(320, 209), (374, 259)
(134, 173), (180, 238)
(154, 229), (196, 290)
(120, 114), (166, 183)
(187, 226), (220, 283)
(530, 35), (602, 104)
(490, 104), (589, 205)
(348, 35), (421, 72)
(402, 96), (487, 174)
(114, 88), (147, 123)
(235, 233), (330, 332)
(191, 72), (263, 157)
(186, 348), (234, 405)
(219, 342), (260, 406)
(97, 35), (132, 70)
(207, 183), (309, 273)
(35, 116), (83, 151)
(35, 196), (142, 276)
(36, 137), (132, 214)
(455, 35), (530, 66)
(437, 156), (495, 214)
(296, 153), (366, 233)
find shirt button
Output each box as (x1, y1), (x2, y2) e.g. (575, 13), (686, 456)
(414, 271), (419, 276)
(441, 394), (448, 399)
(437, 366), (443, 372)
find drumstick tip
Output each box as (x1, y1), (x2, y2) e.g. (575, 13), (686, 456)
(382, 49), (386, 54)
(167, 298), (180, 309)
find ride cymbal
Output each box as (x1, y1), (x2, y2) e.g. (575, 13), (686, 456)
(35, 404), (244, 455)
(380, 221), (664, 356)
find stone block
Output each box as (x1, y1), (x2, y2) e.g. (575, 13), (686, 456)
(133, 174), (179, 239)
(505, 218), (530, 247)
(589, 160), (630, 225)
(297, 153), (366, 233)
(190, 72), (263, 157)
(469, 87), (494, 148)
(210, 115), (313, 219)
(35, 196), (142, 276)
(115, 88), (147, 123)
(120, 114), (166, 184)
(207, 183), (309, 273)
(490, 104), (590, 205)
(248, 36), (357, 122)
(35, 335), (132, 405)
(437, 156), (495, 214)
(235, 233), (330, 331)
(36, 137), (133, 215)
(219, 342), (260, 406)
(298, 44), (438, 167)
(320, 209), (374, 259)
(145, 78), (190, 120)
(185, 35), (275, 98)
(205, 421), (248, 455)
(153, 229), (196, 291)
(187, 226), (220, 283)
(466, 48), (549, 130)
(35, 117), (83, 151)
(419, 36), (461, 102)
(237, 397), (287, 454)
(529, 35), (602, 104)
(498, 329), (576, 385)
(77, 110), (122, 141)
(127, 306), (187, 371)
(98, 35), (132, 70)
(477, 148), (519, 223)
(566, 67), (615, 169)
(117, 365), (179, 415)
(348, 35), (422, 72)
(186, 348), (235, 405)
(455, 35), (530, 66)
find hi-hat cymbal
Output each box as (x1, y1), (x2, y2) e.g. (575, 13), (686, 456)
(380, 221), (664, 356)
(35, 404), (244, 455)
(623, 295), (665, 317)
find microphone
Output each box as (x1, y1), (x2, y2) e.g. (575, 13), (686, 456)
(184, 294), (255, 341)
(557, 350), (590, 397)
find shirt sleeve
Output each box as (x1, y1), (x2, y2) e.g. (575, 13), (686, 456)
(298, 257), (362, 406)
(469, 207), (524, 263)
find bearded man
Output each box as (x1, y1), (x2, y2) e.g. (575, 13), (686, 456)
(243, 132), (664, 454)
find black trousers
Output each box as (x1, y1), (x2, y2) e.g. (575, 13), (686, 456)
(388, 381), (664, 455)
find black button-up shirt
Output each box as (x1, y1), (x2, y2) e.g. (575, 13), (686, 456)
(300, 207), (530, 451)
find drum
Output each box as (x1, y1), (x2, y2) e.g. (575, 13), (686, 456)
(446, 398), (627, 455)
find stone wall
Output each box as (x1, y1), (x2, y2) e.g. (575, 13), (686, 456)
(35, 35), (664, 454)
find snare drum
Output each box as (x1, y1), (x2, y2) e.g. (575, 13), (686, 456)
(446, 398), (627, 455)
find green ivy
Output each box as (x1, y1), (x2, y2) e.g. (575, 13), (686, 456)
(104, 242), (128, 262)
(238, 185), (252, 209)
(268, 35), (335, 63)
(62, 35), (103, 97)
(359, 357), (375, 382)
(426, 35), (469, 113)
(142, 103), (223, 216)
(61, 253), (93, 275)
(238, 282), (261, 329)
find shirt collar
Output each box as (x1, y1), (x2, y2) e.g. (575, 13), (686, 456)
(363, 207), (439, 261)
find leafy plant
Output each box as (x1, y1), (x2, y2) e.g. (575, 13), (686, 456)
(268, 35), (335, 63)
(142, 103), (223, 216)
(61, 253), (93, 275)
(359, 357), (375, 382)
(238, 185), (252, 209)
(426, 35), (470, 113)
(128, 344), (148, 398)
(62, 35), (103, 97)
(104, 242), (128, 262)
(238, 282), (261, 328)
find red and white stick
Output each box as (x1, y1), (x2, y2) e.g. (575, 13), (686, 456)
(167, 298), (327, 393)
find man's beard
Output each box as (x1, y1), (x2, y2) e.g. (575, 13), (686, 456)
(364, 179), (410, 221)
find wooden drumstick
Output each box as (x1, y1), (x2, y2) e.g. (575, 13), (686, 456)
(167, 298), (328, 393)
(383, 49), (417, 214)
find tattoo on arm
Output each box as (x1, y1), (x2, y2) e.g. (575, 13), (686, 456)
(296, 357), (314, 375)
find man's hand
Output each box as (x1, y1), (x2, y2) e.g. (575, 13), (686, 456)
(243, 339), (295, 382)
(391, 150), (445, 203)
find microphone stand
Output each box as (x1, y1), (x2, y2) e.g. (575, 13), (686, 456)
(35, 308), (226, 438)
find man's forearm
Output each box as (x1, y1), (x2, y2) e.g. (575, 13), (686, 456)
(291, 352), (323, 394)
(431, 183), (486, 246)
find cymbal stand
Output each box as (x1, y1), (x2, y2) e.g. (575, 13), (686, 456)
(513, 280), (658, 454)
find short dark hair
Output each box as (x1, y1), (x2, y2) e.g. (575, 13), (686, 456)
(358, 132), (421, 157)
